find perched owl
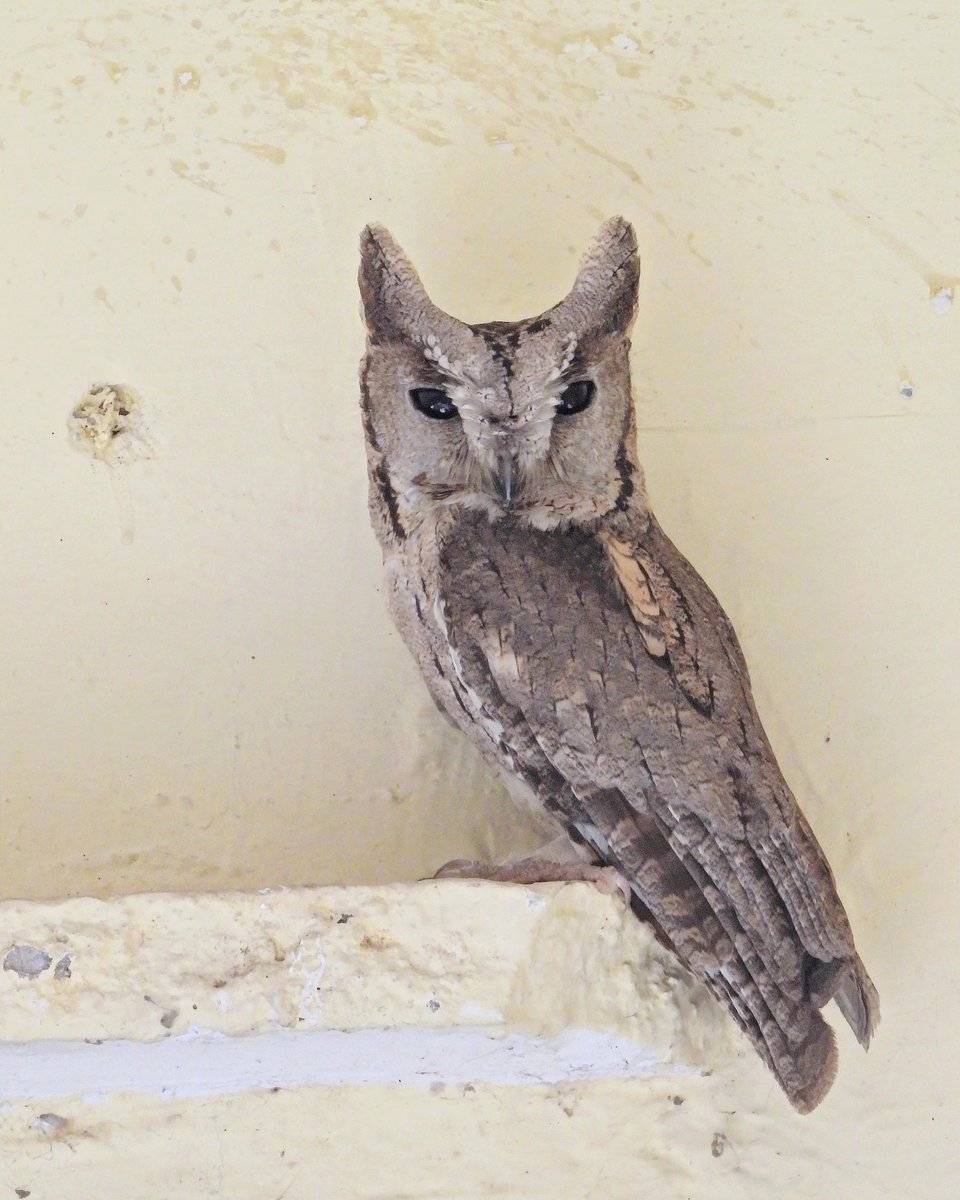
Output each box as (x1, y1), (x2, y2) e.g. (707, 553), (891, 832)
(357, 217), (878, 1112)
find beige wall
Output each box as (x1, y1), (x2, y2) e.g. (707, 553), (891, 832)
(1, 0), (958, 1190)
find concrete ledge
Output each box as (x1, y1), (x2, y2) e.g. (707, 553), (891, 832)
(1, 882), (745, 1198)
(0, 880), (728, 1055)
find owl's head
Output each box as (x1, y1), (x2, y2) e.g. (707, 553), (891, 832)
(358, 218), (643, 534)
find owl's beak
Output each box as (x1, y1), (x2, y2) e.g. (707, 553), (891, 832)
(494, 449), (516, 509)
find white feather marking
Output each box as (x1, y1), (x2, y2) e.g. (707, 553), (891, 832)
(419, 333), (469, 385)
(433, 594), (506, 744)
(546, 332), (578, 382)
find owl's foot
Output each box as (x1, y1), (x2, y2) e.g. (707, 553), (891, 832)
(432, 857), (632, 905)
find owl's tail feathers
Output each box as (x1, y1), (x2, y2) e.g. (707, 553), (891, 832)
(783, 1017), (839, 1114)
(769, 956), (878, 1113)
(810, 953), (880, 1049)
(711, 965), (839, 1114)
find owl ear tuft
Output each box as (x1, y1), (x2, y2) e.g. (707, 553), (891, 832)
(359, 224), (439, 344)
(565, 216), (640, 337)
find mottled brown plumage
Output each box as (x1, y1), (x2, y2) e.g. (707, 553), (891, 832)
(357, 217), (878, 1111)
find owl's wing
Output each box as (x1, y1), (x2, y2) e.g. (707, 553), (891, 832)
(440, 515), (878, 1112)
(600, 521), (862, 958)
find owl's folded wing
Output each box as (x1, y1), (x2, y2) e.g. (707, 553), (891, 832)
(447, 517), (877, 1108)
(602, 519), (876, 994)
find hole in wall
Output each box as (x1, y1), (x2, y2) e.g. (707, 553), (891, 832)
(67, 382), (157, 543)
(68, 382), (153, 465)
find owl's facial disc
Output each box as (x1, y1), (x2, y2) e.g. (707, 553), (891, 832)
(405, 307), (624, 514)
(408, 336), (600, 513)
(360, 216), (642, 529)
(483, 379), (598, 510)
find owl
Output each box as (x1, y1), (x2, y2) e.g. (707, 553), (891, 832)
(356, 217), (878, 1112)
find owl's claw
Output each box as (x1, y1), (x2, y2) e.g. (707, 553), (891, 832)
(432, 857), (632, 906)
(590, 865), (634, 907)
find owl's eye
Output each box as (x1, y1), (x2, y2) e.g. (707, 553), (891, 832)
(409, 387), (458, 421)
(556, 380), (595, 416)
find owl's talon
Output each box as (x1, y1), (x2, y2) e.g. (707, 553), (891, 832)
(430, 857), (631, 905)
(432, 858), (483, 881)
(591, 866), (633, 906)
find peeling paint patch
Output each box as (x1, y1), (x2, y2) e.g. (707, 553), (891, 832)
(3, 945), (52, 979)
(144, 993), (180, 1031)
(36, 1112), (68, 1136)
(174, 65), (201, 91)
(54, 954), (72, 980)
(292, 937), (325, 1027)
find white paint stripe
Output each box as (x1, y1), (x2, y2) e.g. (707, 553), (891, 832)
(0, 1027), (694, 1101)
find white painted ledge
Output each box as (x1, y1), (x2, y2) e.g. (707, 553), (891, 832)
(0, 882), (744, 1198)
(3, 1027), (691, 1102)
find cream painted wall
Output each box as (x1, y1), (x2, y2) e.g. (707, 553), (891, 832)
(1, 1), (958, 1191)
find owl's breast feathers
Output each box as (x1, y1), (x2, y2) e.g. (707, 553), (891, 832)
(417, 508), (877, 1113)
